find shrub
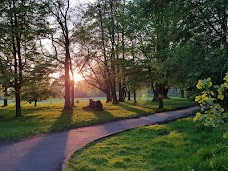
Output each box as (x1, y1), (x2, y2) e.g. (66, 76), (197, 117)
(194, 73), (228, 127)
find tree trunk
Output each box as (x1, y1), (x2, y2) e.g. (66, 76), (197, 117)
(34, 100), (37, 107)
(3, 99), (8, 107)
(3, 87), (8, 106)
(161, 85), (169, 99)
(106, 89), (112, 103)
(119, 0), (126, 102)
(158, 98), (164, 109)
(97, 1), (112, 104)
(118, 82), (125, 102)
(151, 82), (164, 109)
(109, 0), (118, 105)
(111, 81), (118, 104)
(153, 83), (169, 101)
(133, 89), (137, 104)
(127, 90), (131, 101)
(152, 85), (159, 101)
(153, 93), (158, 101)
(180, 88), (185, 98)
(14, 0), (23, 117)
(15, 89), (21, 117)
(123, 87), (126, 100)
(71, 80), (75, 107)
(64, 47), (71, 110)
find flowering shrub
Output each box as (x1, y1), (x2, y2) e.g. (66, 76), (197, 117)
(194, 73), (228, 127)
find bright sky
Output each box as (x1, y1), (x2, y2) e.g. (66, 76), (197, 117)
(74, 73), (83, 82)
(51, 72), (83, 83)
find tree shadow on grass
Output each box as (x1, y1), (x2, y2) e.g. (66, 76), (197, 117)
(21, 107), (45, 115)
(118, 103), (148, 115)
(1, 106), (45, 119)
(91, 110), (115, 122)
(121, 101), (147, 106)
(124, 99), (192, 111)
(49, 108), (74, 131)
(0, 108), (45, 122)
(123, 100), (159, 110)
(0, 115), (4, 121)
(122, 101), (135, 105)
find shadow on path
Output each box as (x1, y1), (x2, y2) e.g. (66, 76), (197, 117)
(0, 108), (73, 171)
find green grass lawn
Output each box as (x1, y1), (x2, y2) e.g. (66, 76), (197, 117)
(0, 97), (195, 142)
(67, 118), (228, 171)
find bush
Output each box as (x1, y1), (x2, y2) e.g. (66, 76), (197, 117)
(194, 73), (228, 127)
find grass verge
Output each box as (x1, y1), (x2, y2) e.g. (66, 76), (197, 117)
(0, 97), (195, 142)
(67, 118), (228, 171)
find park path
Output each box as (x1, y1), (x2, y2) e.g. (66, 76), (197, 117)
(0, 106), (198, 171)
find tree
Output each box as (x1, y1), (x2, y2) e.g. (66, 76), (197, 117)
(188, 0), (228, 79)
(125, 60), (145, 103)
(48, 0), (83, 109)
(74, 0), (120, 104)
(81, 60), (113, 103)
(124, 0), (176, 108)
(128, 0), (227, 104)
(22, 82), (59, 107)
(21, 61), (58, 106)
(0, 0), (50, 116)
(163, 0), (228, 97)
(75, 0), (227, 108)
(75, 0), (145, 104)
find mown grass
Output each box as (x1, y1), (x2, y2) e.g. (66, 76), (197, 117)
(0, 97), (195, 142)
(68, 118), (228, 171)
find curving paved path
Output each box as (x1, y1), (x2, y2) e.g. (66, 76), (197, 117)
(0, 106), (198, 171)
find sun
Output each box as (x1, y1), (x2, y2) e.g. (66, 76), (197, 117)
(73, 73), (83, 82)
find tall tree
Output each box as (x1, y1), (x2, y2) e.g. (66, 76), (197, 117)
(48, 0), (77, 109)
(0, 0), (49, 116)
(74, 0), (120, 104)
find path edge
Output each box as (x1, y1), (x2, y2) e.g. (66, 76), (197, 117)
(61, 106), (199, 171)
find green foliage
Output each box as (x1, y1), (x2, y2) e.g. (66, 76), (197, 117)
(67, 118), (228, 171)
(194, 72), (228, 127)
(21, 62), (59, 104)
(21, 82), (59, 104)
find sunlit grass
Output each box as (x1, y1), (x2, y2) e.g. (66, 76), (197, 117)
(0, 97), (195, 142)
(68, 118), (228, 171)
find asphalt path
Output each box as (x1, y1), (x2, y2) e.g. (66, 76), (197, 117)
(0, 106), (198, 171)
